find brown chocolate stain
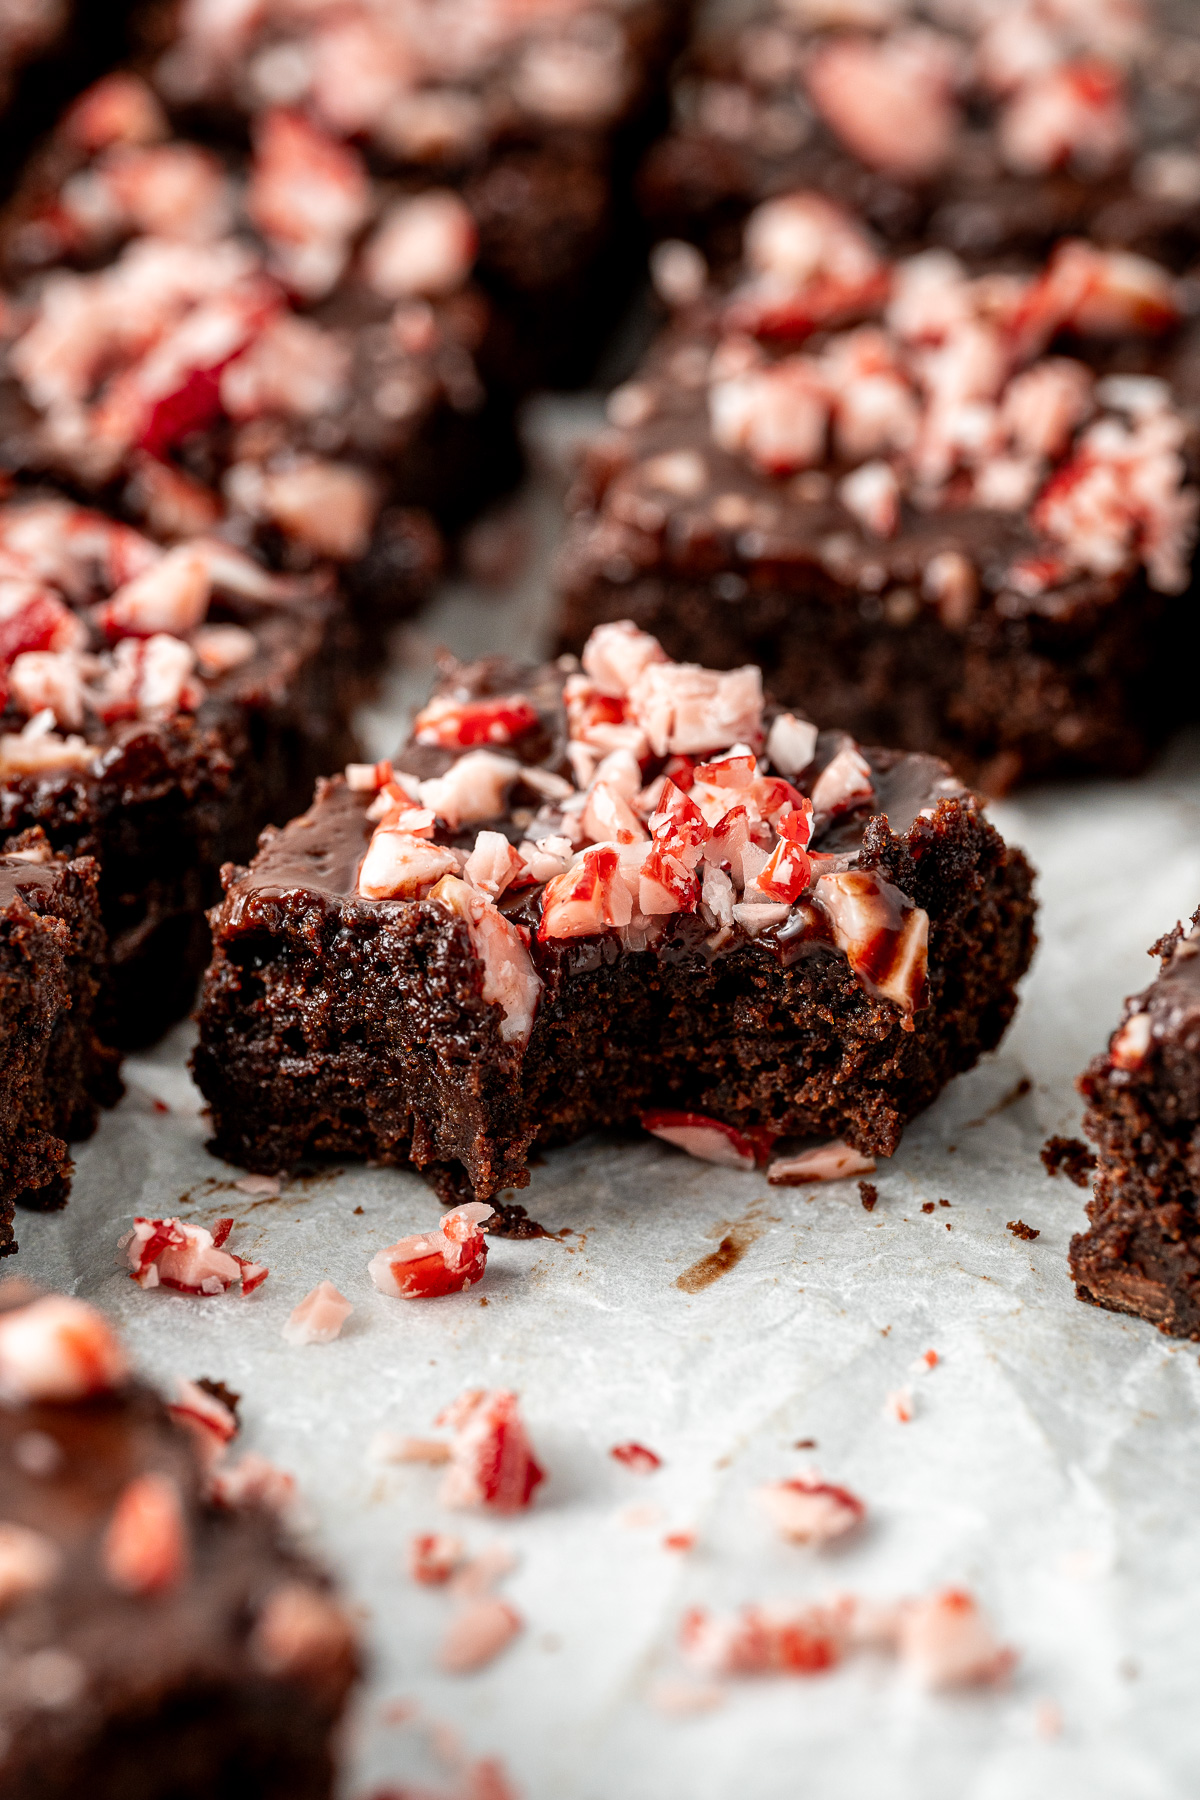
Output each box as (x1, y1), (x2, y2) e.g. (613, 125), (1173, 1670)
(966, 1076), (1032, 1128)
(676, 1203), (771, 1293)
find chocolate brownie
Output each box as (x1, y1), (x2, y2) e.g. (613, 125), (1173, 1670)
(555, 201), (1200, 792)
(0, 832), (114, 1256)
(1071, 908), (1200, 1339)
(0, 1284), (358, 1798)
(640, 0), (1200, 273)
(192, 621), (1036, 1203)
(0, 493), (356, 1046)
(0, 79), (527, 621)
(134, 0), (692, 388)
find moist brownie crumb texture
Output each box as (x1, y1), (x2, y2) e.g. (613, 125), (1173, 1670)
(1072, 908), (1200, 1339)
(556, 196), (1200, 791)
(0, 1286), (358, 1800)
(0, 494), (355, 1045)
(194, 621), (1035, 1203)
(640, 0), (1200, 272)
(0, 832), (114, 1256)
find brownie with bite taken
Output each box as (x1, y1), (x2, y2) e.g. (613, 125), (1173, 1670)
(0, 75), (536, 624)
(639, 0), (1200, 275)
(192, 620), (1036, 1203)
(0, 832), (115, 1257)
(128, 0), (693, 390)
(0, 493), (356, 1046)
(1071, 907), (1200, 1339)
(555, 195), (1200, 794)
(0, 1284), (358, 1799)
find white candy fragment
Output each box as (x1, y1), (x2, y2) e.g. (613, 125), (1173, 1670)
(282, 1280), (353, 1345)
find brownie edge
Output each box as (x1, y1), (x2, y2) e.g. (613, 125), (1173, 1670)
(1071, 909), (1200, 1338)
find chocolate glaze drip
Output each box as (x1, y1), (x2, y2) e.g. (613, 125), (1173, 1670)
(225, 657), (964, 1008)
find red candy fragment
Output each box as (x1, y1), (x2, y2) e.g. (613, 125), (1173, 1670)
(0, 1295), (129, 1403)
(368, 1202), (493, 1300)
(758, 1477), (866, 1545)
(412, 693), (540, 750)
(438, 1390), (545, 1514)
(642, 1111), (761, 1172)
(102, 1472), (189, 1594)
(408, 1532), (463, 1587)
(611, 1442), (662, 1475)
(120, 1217), (268, 1296)
(681, 1602), (842, 1677)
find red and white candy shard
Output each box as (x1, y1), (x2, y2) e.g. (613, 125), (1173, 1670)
(0, 1523), (62, 1610)
(611, 1442), (663, 1474)
(167, 1377), (238, 1470)
(120, 1217), (269, 1296)
(642, 1111), (760, 1172)
(282, 1280), (353, 1344)
(102, 1472), (189, 1595)
(681, 1602), (844, 1677)
(767, 1140), (877, 1185)
(437, 1596), (523, 1674)
(896, 1588), (1017, 1688)
(438, 1389), (546, 1514)
(0, 1295), (130, 1403)
(368, 1201), (493, 1300)
(209, 1451), (296, 1514)
(1110, 1009), (1152, 1071)
(757, 1478), (865, 1545)
(408, 1532), (463, 1586)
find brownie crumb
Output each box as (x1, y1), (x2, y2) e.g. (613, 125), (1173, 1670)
(921, 1201), (935, 1213)
(859, 1182), (878, 1213)
(1007, 1220), (1040, 1241)
(939, 1198), (951, 1207)
(1040, 1136), (1096, 1188)
(195, 1378), (240, 1423)
(793, 1438), (817, 1450)
(485, 1204), (551, 1240)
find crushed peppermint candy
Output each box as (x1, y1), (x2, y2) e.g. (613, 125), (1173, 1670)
(167, 1376), (239, 1470)
(647, 200), (1200, 600)
(282, 1280), (354, 1344)
(0, 1522), (62, 1610)
(120, 1216), (270, 1296)
(0, 497), (316, 760)
(368, 1202), (493, 1299)
(680, 1586), (1014, 1687)
(409, 1532), (464, 1586)
(346, 623), (930, 1044)
(767, 1140), (878, 1185)
(610, 1442), (663, 1474)
(102, 1471), (189, 1594)
(437, 1595), (523, 1674)
(0, 1293), (130, 1403)
(757, 1477), (866, 1545)
(437, 1389), (546, 1513)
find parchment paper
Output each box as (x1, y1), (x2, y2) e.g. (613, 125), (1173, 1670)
(15, 399), (1200, 1800)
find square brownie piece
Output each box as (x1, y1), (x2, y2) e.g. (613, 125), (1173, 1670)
(640, 0), (1200, 274)
(0, 833), (114, 1256)
(0, 1285), (358, 1799)
(0, 78), (531, 623)
(1071, 908), (1200, 1339)
(0, 493), (357, 1046)
(193, 621), (1035, 1203)
(134, 0), (693, 388)
(555, 200), (1200, 792)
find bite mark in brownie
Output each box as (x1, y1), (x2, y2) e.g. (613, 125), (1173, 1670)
(1071, 907), (1200, 1338)
(0, 1285), (358, 1800)
(0, 494), (356, 1045)
(639, 0), (1200, 273)
(0, 831), (114, 1256)
(556, 199), (1199, 791)
(193, 621), (1036, 1203)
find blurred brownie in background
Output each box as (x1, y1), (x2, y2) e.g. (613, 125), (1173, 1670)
(556, 195), (1200, 791)
(0, 1285), (358, 1799)
(640, 0), (1200, 274)
(0, 832), (114, 1254)
(1072, 908), (1200, 1339)
(134, 0), (695, 388)
(0, 494), (356, 1044)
